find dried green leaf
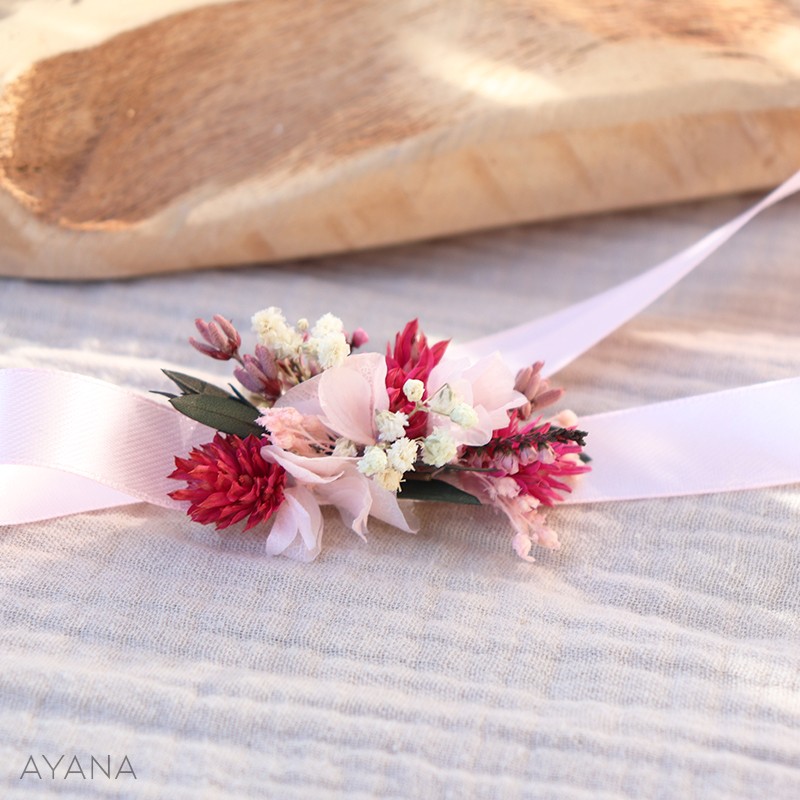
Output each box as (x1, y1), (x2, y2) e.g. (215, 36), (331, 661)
(169, 394), (262, 437)
(398, 480), (481, 505)
(162, 369), (229, 397)
(228, 383), (259, 409)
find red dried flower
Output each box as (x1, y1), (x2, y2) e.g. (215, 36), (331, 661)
(462, 415), (589, 506)
(168, 434), (286, 530)
(385, 319), (449, 439)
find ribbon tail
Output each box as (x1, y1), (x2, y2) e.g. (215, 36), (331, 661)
(565, 377), (800, 504)
(458, 169), (800, 376)
(0, 466), (141, 524)
(0, 368), (212, 524)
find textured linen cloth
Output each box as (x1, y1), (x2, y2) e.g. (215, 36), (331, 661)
(1, 192), (799, 798)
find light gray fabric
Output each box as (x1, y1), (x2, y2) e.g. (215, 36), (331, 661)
(2, 193), (799, 798)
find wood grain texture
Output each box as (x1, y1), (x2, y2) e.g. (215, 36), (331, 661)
(1, 0), (800, 279)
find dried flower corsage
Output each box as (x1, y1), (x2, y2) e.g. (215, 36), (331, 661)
(161, 309), (589, 562)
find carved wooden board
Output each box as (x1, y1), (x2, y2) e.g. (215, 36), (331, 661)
(2, 0), (800, 279)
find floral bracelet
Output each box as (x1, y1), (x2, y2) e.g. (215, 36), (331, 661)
(162, 308), (589, 562)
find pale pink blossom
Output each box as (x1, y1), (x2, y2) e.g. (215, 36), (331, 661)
(451, 471), (562, 562)
(258, 352), (417, 561)
(426, 352), (526, 446)
(257, 406), (331, 456)
(276, 352), (390, 445)
(261, 442), (416, 561)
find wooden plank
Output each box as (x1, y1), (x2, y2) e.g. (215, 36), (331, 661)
(1, 0), (800, 279)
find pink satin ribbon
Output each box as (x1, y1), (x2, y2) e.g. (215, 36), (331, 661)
(458, 169), (800, 375)
(2, 171), (800, 524)
(570, 377), (800, 504)
(0, 370), (212, 524)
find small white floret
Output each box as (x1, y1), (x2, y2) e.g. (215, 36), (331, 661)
(421, 430), (458, 467)
(449, 402), (479, 429)
(311, 313), (345, 337)
(357, 446), (388, 476)
(314, 333), (350, 369)
(332, 438), (358, 458)
(375, 410), (409, 442)
(429, 384), (457, 415)
(402, 379), (425, 403)
(387, 437), (418, 473)
(251, 307), (303, 359)
(375, 469), (403, 492)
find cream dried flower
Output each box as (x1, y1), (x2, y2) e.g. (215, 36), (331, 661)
(429, 384), (457, 415)
(332, 438), (358, 458)
(252, 307), (303, 360)
(450, 402), (479, 429)
(375, 469), (404, 492)
(387, 437), (418, 473)
(402, 379), (425, 403)
(421, 429), (458, 467)
(375, 410), (409, 443)
(314, 334), (350, 369)
(311, 313), (345, 337)
(357, 445), (388, 476)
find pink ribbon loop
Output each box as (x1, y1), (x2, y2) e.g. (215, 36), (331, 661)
(0, 369), (211, 524)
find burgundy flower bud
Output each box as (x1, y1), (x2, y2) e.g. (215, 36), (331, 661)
(531, 387), (564, 411)
(234, 344), (282, 399)
(514, 363), (542, 400)
(189, 338), (228, 360)
(348, 327), (370, 349)
(190, 315), (241, 360)
(254, 344), (279, 379)
(213, 314), (241, 348)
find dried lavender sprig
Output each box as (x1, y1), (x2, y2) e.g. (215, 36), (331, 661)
(480, 424), (588, 454)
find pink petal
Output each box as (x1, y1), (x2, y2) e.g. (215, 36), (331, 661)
(265, 486), (323, 561)
(274, 373), (324, 416)
(465, 353), (526, 422)
(316, 474), (373, 538)
(319, 353), (388, 445)
(512, 532), (536, 562)
(266, 501), (303, 556)
(370, 481), (418, 533)
(288, 486), (323, 551)
(453, 406), (496, 447)
(427, 354), (470, 397)
(262, 444), (344, 484)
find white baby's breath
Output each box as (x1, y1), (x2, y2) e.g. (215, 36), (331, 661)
(450, 402), (479, 429)
(357, 445), (388, 476)
(375, 410), (409, 443)
(375, 469), (404, 492)
(332, 438), (358, 458)
(305, 313), (349, 369)
(421, 429), (458, 467)
(402, 379), (425, 403)
(387, 437), (418, 473)
(311, 313), (345, 337)
(429, 384), (457, 415)
(251, 307), (303, 359)
(313, 333), (350, 369)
